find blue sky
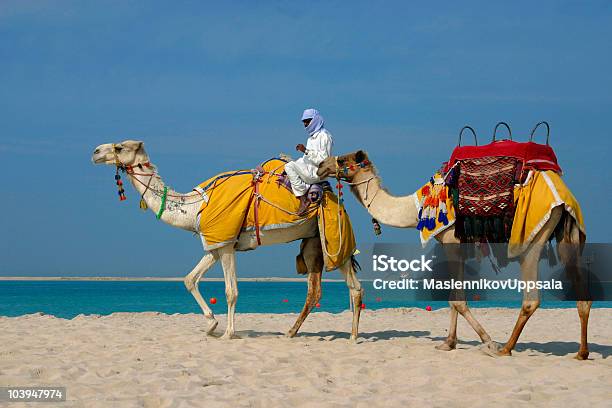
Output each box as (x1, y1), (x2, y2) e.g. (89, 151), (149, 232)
(1, 1), (611, 277)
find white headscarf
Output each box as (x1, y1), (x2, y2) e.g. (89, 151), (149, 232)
(301, 108), (325, 136)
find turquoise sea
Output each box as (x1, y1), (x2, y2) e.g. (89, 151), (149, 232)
(1, 281), (610, 319)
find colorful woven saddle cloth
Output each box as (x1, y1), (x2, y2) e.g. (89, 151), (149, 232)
(193, 158), (355, 271)
(415, 170), (585, 260)
(441, 139), (563, 244)
(450, 156), (519, 243)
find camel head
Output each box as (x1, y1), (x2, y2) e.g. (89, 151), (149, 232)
(317, 150), (371, 181)
(91, 140), (149, 167)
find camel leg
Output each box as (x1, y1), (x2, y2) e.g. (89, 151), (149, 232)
(217, 245), (239, 340)
(493, 246), (542, 356)
(436, 242), (492, 351)
(560, 234), (592, 360)
(454, 301), (492, 343)
(437, 300), (492, 351)
(184, 253), (219, 334)
(576, 300), (592, 360)
(436, 304), (458, 350)
(339, 260), (363, 341)
(286, 238), (323, 338)
(494, 209), (562, 356)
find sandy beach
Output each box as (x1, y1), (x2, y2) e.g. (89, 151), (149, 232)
(1, 308), (610, 408)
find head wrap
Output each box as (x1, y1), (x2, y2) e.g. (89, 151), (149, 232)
(301, 108), (325, 136)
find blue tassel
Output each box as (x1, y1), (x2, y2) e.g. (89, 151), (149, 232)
(417, 218), (425, 231)
(427, 217), (436, 231)
(438, 210), (448, 225)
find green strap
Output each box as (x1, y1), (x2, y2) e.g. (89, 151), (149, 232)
(156, 186), (167, 219)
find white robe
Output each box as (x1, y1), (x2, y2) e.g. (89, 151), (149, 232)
(285, 129), (333, 196)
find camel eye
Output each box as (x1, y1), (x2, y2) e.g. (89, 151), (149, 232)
(114, 146), (123, 152)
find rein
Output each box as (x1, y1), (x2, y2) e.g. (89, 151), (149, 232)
(333, 156), (378, 207)
(333, 155), (382, 235)
(110, 146), (205, 220)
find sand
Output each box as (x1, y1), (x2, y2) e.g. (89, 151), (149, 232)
(1, 308), (610, 408)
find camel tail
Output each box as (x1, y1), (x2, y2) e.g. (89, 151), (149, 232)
(554, 209), (586, 266)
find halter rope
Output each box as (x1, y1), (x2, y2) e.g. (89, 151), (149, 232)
(333, 155), (382, 235)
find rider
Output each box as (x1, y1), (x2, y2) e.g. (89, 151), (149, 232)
(284, 108), (334, 212)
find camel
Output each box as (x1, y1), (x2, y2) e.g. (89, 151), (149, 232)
(91, 140), (363, 340)
(317, 150), (592, 359)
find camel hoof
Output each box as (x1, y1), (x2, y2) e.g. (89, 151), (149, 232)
(219, 332), (240, 340)
(205, 320), (219, 335)
(285, 329), (297, 338)
(349, 335), (358, 342)
(575, 350), (589, 360)
(480, 341), (509, 357)
(435, 341), (456, 351)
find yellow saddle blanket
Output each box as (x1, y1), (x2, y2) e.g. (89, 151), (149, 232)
(194, 159), (355, 271)
(416, 170), (585, 256)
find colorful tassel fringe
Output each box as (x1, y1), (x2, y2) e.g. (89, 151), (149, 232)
(417, 173), (450, 232)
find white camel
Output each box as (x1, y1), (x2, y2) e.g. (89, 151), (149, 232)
(318, 150), (592, 359)
(92, 140), (363, 340)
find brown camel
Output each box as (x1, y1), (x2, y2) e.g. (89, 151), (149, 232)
(318, 150), (591, 359)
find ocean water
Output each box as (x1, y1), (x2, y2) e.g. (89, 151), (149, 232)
(1, 281), (609, 319)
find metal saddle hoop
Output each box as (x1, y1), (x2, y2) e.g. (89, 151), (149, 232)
(458, 125), (478, 146)
(492, 121), (512, 142)
(530, 121), (550, 145)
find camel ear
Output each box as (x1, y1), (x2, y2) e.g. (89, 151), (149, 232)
(355, 150), (367, 163)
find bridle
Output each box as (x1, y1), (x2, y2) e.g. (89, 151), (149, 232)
(334, 156), (372, 180)
(331, 155), (383, 235)
(112, 143), (156, 204)
(112, 143), (153, 174)
(333, 156), (379, 208)
(108, 144), (216, 223)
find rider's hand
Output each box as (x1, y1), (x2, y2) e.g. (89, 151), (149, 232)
(296, 144), (306, 153)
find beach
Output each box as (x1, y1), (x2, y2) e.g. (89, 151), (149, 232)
(1, 307), (610, 407)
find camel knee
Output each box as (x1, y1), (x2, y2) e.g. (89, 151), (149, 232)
(451, 301), (469, 314)
(225, 288), (238, 305)
(312, 289), (321, 304)
(307, 293), (321, 309)
(184, 274), (197, 292)
(520, 300), (540, 316)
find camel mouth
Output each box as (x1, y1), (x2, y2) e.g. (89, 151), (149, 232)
(91, 155), (108, 164)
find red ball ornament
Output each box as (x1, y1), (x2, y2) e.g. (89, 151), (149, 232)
(360, 303), (366, 309)
(210, 297), (217, 304)
(282, 299), (289, 303)
(315, 303), (321, 308)
(375, 297), (382, 302)
(425, 305), (432, 311)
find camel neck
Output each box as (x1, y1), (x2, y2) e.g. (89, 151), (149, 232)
(349, 169), (419, 228)
(126, 166), (201, 232)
